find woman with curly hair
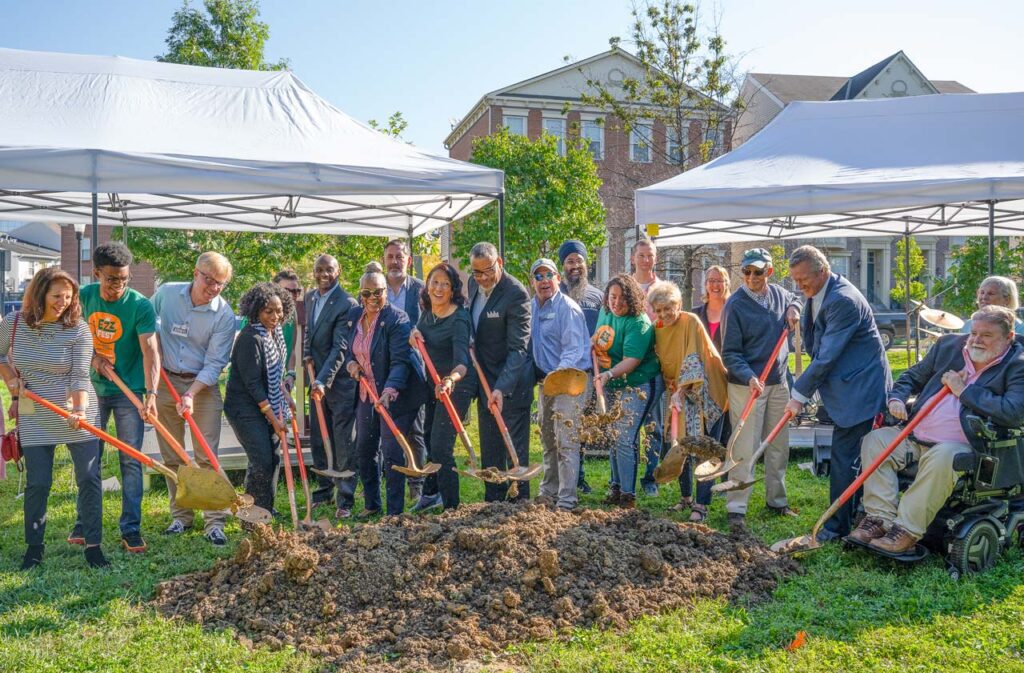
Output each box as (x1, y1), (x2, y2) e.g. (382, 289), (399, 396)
(224, 282), (295, 513)
(592, 273), (660, 508)
(407, 262), (472, 511)
(0, 267), (105, 570)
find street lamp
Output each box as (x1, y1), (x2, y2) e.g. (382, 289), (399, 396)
(73, 223), (86, 283)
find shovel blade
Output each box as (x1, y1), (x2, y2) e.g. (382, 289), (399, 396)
(696, 458), (739, 482)
(392, 462), (442, 478)
(235, 505), (273, 525)
(174, 464), (238, 511)
(300, 518), (334, 532)
(311, 468), (356, 479)
(711, 476), (762, 493)
(506, 463), (543, 481)
(542, 368), (589, 397)
(769, 534), (821, 555)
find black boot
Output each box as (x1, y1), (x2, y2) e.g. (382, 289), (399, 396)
(20, 544), (44, 570)
(84, 546), (110, 569)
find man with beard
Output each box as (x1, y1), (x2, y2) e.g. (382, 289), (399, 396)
(848, 305), (1024, 553)
(558, 240), (603, 494)
(304, 254), (359, 515)
(382, 239), (427, 501)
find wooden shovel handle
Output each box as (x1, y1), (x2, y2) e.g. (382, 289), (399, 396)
(306, 361), (335, 454)
(357, 373), (420, 467)
(469, 346), (521, 467)
(105, 368), (192, 465)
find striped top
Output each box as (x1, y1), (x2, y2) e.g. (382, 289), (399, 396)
(0, 312), (98, 447)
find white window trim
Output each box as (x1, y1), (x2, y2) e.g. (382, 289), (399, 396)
(502, 113), (528, 137)
(542, 117), (566, 156)
(630, 123), (654, 163)
(581, 119), (604, 160)
(861, 241), (892, 306)
(666, 125), (686, 166)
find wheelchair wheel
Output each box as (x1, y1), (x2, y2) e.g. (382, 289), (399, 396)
(949, 520), (1000, 575)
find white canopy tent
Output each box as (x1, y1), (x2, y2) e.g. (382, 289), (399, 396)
(636, 91), (1024, 269)
(0, 47), (504, 244)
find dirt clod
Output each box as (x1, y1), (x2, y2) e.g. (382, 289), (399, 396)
(153, 503), (798, 672)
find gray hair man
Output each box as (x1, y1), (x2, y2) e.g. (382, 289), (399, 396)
(961, 275), (1024, 335)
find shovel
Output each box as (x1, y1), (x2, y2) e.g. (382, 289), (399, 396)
(412, 334), (497, 483)
(304, 361), (356, 480)
(712, 410), (794, 493)
(697, 328), (789, 481)
(469, 347), (542, 481)
(543, 368), (589, 397)
(591, 350), (608, 415)
(21, 387), (270, 523)
(652, 406), (683, 484)
(287, 397), (333, 531)
(356, 372), (441, 477)
(274, 413), (301, 529)
(770, 386), (951, 554)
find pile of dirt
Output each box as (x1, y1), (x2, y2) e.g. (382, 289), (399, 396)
(153, 503), (800, 672)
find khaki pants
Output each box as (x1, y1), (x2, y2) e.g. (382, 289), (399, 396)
(538, 375), (591, 509)
(860, 426), (969, 537)
(726, 381), (790, 514)
(157, 372), (228, 531)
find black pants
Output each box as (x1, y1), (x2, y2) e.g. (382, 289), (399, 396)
(422, 387), (473, 509)
(227, 411), (279, 513)
(678, 413), (731, 505)
(309, 388), (358, 509)
(355, 398), (424, 515)
(478, 398), (533, 502)
(823, 417), (875, 539)
(24, 440), (102, 546)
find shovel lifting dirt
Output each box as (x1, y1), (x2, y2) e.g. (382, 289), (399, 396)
(697, 328), (790, 481)
(356, 372), (441, 478)
(304, 362), (357, 480)
(542, 368), (589, 397)
(712, 410), (794, 493)
(770, 386), (952, 554)
(652, 406), (682, 484)
(21, 387), (269, 523)
(591, 350), (608, 415)
(469, 347), (542, 482)
(412, 335), (502, 483)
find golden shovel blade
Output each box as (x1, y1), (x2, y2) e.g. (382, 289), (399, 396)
(653, 442), (686, 485)
(769, 534), (821, 555)
(174, 464), (239, 511)
(543, 368), (588, 397)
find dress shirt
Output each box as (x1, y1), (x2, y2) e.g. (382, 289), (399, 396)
(152, 282), (235, 388)
(387, 277), (408, 312)
(471, 285), (492, 327)
(531, 290), (590, 374)
(311, 282), (339, 326)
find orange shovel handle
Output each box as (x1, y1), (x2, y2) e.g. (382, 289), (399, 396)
(159, 368), (221, 472)
(106, 368), (192, 465)
(414, 335), (469, 435)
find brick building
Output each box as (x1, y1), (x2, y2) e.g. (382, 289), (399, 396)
(445, 49), (730, 285)
(59, 224), (156, 296)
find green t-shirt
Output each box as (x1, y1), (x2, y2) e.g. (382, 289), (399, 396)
(80, 284), (158, 397)
(238, 317), (295, 367)
(595, 308), (660, 388)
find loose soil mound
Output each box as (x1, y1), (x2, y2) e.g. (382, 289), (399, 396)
(153, 503), (799, 672)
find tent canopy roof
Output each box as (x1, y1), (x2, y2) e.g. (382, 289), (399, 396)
(0, 47), (503, 236)
(636, 92), (1024, 245)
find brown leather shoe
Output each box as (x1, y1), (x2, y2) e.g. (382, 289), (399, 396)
(602, 486), (621, 506)
(869, 524), (919, 554)
(848, 516), (888, 544)
(618, 493), (636, 509)
(767, 505), (799, 518)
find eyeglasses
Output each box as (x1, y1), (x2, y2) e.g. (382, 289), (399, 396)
(360, 288), (385, 299)
(706, 279), (725, 285)
(471, 263), (498, 277)
(533, 271), (556, 281)
(741, 267), (766, 277)
(196, 268), (229, 290)
(102, 273), (131, 286)
(285, 288), (302, 296)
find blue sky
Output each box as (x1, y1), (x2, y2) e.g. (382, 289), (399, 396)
(1, 0), (1021, 153)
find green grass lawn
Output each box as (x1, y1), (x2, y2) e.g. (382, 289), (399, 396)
(1, 398), (1023, 671)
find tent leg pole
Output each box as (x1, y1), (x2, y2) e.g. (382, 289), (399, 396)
(498, 194), (505, 259)
(91, 192), (98, 252)
(988, 200), (995, 275)
(904, 227), (912, 366)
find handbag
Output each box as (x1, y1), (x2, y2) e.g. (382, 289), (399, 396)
(1, 313), (22, 471)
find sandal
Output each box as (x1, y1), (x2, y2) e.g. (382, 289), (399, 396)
(689, 504), (708, 523)
(669, 497), (693, 512)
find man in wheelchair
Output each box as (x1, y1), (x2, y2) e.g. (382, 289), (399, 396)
(849, 305), (1024, 554)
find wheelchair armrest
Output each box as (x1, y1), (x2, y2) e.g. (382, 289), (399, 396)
(951, 452), (977, 472)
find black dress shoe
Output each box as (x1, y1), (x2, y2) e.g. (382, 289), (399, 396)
(20, 545), (44, 570)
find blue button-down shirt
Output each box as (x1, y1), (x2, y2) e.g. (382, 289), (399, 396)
(152, 282), (236, 388)
(531, 290), (590, 374)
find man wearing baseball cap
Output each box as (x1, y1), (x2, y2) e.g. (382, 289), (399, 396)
(720, 247), (801, 530)
(530, 258), (591, 510)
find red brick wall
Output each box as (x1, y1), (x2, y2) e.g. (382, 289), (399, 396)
(60, 225), (157, 296)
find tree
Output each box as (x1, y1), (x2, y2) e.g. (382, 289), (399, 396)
(158, 0), (288, 70)
(890, 237), (927, 307)
(578, 0), (739, 302)
(452, 129), (606, 282)
(767, 244), (789, 282)
(368, 111), (409, 139)
(933, 237), (1024, 316)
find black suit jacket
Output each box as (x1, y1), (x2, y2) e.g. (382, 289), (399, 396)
(224, 325), (276, 418)
(342, 304), (426, 414)
(891, 334), (1024, 450)
(467, 271), (533, 407)
(302, 283), (359, 393)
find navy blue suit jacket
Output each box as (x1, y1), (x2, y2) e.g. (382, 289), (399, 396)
(795, 273), (891, 427)
(343, 304), (426, 414)
(891, 334), (1024, 450)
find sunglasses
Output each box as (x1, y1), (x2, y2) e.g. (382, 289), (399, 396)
(285, 288), (302, 296)
(741, 267), (766, 277)
(533, 271), (556, 281)
(360, 288), (385, 299)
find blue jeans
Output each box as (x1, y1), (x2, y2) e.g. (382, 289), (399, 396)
(640, 377), (667, 487)
(607, 380), (658, 496)
(77, 394), (144, 536)
(26, 440), (102, 545)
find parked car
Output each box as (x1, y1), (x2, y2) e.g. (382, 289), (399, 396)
(871, 303), (914, 350)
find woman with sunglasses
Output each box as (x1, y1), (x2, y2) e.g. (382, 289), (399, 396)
(407, 262), (472, 512)
(345, 262), (427, 517)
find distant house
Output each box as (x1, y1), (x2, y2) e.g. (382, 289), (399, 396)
(0, 221), (60, 298)
(732, 51), (974, 307)
(445, 49), (731, 284)
(57, 224), (156, 296)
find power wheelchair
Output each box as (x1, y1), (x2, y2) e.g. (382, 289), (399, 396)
(845, 414), (1024, 578)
